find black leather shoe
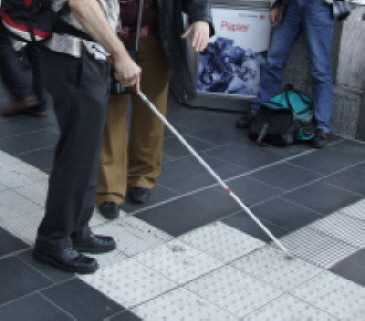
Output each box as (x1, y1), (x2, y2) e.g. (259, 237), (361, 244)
(73, 234), (116, 254)
(235, 113), (254, 129)
(99, 201), (120, 219)
(129, 187), (151, 204)
(32, 247), (98, 274)
(312, 129), (328, 148)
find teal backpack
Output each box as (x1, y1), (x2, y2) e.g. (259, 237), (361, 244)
(249, 84), (315, 146)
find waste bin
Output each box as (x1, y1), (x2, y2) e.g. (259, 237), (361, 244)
(172, 0), (272, 112)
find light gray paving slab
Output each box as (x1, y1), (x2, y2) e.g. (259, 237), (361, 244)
(91, 216), (172, 257)
(0, 208), (43, 245)
(0, 151), (23, 167)
(178, 222), (265, 263)
(231, 246), (324, 291)
(89, 249), (127, 269)
(0, 163), (47, 188)
(185, 265), (283, 318)
(243, 294), (340, 321)
(310, 212), (365, 248)
(132, 287), (238, 321)
(135, 239), (224, 285)
(291, 271), (365, 320)
(14, 178), (48, 206)
(276, 227), (359, 268)
(80, 258), (177, 309)
(0, 189), (43, 218)
(340, 198), (365, 221)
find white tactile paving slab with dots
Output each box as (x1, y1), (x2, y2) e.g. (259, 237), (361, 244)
(184, 265), (283, 318)
(0, 163), (48, 188)
(0, 189), (43, 218)
(340, 198), (365, 221)
(132, 287), (238, 321)
(80, 258), (177, 308)
(275, 227), (359, 268)
(0, 151), (23, 167)
(291, 271), (365, 320)
(86, 249), (126, 269)
(0, 209), (43, 245)
(178, 221), (265, 263)
(91, 216), (172, 257)
(242, 294), (340, 321)
(231, 246), (324, 291)
(310, 212), (365, 248)
(14, 178), (48, 207)
(134, 239), (224, 285)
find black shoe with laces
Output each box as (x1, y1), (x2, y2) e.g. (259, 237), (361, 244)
(73, 234), (116, 254)
(98, 201), (120, 219)
(312, 129), (328, 148)
(32, 247), (98, 274)
(235, 113), (254, 129)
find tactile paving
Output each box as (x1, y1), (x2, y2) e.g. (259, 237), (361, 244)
(14, 178), (48, 206)
(0, 163), (47, 188)
(132, 287), (238, 321)
(0, 151), (23, 168)
(310, 212), (365, 248)
(275, 227), (358, 268)
(135, 239), (223, 285)
(185, 265), (283, 318)
(0, 209), (43, 245)
(91, 216), (172, 257)
(0, 189), (43, 218)
(339, 198), (365, 221)
(178, 222), (265, 263)
(232, 246), (323, 291)
(80, 258), (177, 308)
(89, 249), (126, 269)
(243, 294), (339, 321)
(291, 271), (365, 320)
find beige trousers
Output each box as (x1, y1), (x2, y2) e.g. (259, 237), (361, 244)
(96, 35), (170, 205)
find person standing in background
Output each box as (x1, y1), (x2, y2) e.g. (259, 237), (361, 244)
(96, 0), (214, 219)
(236, 0), (335, 148)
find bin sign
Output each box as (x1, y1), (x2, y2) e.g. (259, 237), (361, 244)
(197, 7), (271, 98)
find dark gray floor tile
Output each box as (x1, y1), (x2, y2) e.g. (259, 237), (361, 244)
(0, 117), (51, 137)
(323, 162), (365, 195)
(158, 155), (247, 194)
(288, 140), (365, 175)
(121, 185), (178, 213)
(0, 129), (58, 155)
(164, 134), (214, 158)
(205, 142), (309, 170)
(135, 188), (239, 236)
(250, 197), (322, 232)
(107, 310), (142, 321)
(18, 250), (75, 283)
(0, 256), (52, 305)
(224, 175), (283, 207)
(250, 162), (323, 191)
(0, 293), (73, 321)
(17, 146), (54, 171)
(283, 181), (362, 216)
(222, 212), (289, 243)
(347, 249), (365, 267)
(0, 227), (29, 257)
(331, 255), (365, 287)
(42, 279), (124, 321)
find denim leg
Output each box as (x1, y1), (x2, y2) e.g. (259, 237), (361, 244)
(304, 0), (334, 132)
(251, 0), (303, 113)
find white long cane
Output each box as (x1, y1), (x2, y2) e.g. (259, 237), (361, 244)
(137, 91), (292, 259)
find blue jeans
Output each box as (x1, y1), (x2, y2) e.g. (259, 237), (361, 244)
(251, 0), (334, 132)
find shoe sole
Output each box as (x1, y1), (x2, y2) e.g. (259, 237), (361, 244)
(73, 243), (116, 254)
(32, 250), (98, 274)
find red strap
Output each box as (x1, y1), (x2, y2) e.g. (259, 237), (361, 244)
(24, 0), (33, 8)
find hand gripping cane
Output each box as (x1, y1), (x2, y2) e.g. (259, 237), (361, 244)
(137, 91), (293, 259)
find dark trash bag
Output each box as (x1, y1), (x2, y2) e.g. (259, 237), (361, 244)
(249, 84), (315, 146)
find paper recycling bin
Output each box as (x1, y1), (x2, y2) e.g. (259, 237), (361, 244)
(175, 0), (272, 111)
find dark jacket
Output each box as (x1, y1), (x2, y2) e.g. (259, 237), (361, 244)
(157, 0), (214, 103)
